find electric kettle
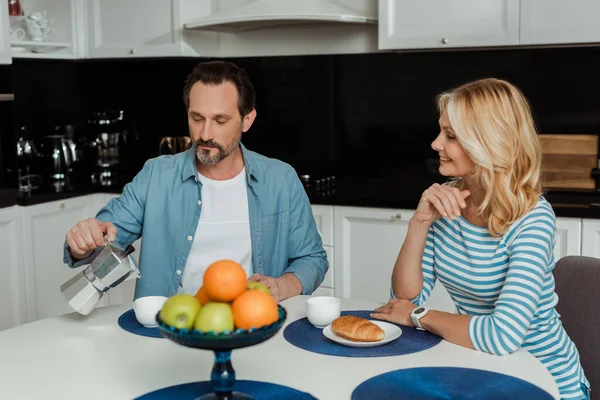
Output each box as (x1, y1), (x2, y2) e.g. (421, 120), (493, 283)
(60, 236), (140, 315)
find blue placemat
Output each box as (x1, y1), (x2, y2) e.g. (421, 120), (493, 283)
(283, 310), (441, 357)
(134, 380), (317, 399)
(118, 309), (164, 339)
(351, 367), (555, 400)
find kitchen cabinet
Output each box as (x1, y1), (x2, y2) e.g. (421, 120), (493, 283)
(378, 0), (520, 50)
(85, 0), (183, 58)
(311, 205), (334, 247)
(21, 195), (109, 322)
(0, 0), (11, 64)
(9, 0), (83, 59)
(555, 217), (582, 262)
(520, 0), (600, 46)
(581, 219), (600, 259)
(311, 205), (334, 293)
(333, 205), (457, 313)
(0, 206), (27, 331)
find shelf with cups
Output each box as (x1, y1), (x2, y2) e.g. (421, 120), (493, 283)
(7, 0), (84, 59)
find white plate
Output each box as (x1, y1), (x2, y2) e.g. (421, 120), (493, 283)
(322, 320), (402, 347)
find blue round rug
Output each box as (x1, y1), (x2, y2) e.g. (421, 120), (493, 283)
(283, 310), (441, 357)
(134, 380), (317, 399)
(351, 367), (555, 400)
(118, 309), (164, 339)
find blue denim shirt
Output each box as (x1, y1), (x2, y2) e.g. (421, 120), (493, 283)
(63, 144), (328, 300)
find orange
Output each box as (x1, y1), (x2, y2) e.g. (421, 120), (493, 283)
(195, 285), (210, 305)
(203, 260), (247, 302)
(232, 290), (279, 330)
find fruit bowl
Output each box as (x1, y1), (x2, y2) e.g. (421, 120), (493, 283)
(155, 305), (287, 400)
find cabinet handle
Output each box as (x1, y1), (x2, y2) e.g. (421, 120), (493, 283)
(441, 38), (448, 45)
(389, 212), (402, 221)
(129, 48), (136, 55)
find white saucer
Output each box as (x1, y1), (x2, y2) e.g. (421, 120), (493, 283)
(322, 320), (402, 347)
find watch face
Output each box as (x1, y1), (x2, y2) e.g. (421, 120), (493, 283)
(414, 307), (425, 315)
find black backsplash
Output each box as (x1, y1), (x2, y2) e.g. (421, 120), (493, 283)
(8, 46), (600, 204)
(0, 64), (16, 195)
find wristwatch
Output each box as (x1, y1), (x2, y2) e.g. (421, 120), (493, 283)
(411, 306), (430, 330)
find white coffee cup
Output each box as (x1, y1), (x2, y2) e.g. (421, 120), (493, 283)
(133, 296), (168, 328)
(306, 296), (341, 328)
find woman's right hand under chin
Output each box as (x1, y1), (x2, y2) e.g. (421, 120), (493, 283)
(414, 183), (471, 225)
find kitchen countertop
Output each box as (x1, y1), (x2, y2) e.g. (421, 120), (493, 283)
(307, 175), (600, 219)
(0, 188), (18, 208)
(15, 185), (123, 207)
(5, 175), (600, 219)
(308, 191), (600, 219)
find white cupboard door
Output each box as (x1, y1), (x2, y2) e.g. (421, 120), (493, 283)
(334, 206), (456, 313)
(520, 0), (600, 45)
(21, 195), (105, 321)
(0, 207), (26, 330)
(320, 246), (334, 289)
(581, 219), (600, 259)
(378, 0), (519, 50)
(554, 217), (582, 262)
(334, 206), (413, 304)
(0, 0), (11, 64)
(311, 205), (334, 247)
(86, 0), (182, 58)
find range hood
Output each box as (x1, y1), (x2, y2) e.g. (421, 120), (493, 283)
(184, 0), (377, 33)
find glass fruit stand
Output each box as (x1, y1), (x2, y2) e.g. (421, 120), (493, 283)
(155, 305), (287, 400)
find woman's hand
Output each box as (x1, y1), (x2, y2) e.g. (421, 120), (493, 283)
(414, 183), (471, 225)
(370, 298), (418, 327)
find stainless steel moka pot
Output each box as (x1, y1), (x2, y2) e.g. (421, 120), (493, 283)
(60, 236), (140, 315)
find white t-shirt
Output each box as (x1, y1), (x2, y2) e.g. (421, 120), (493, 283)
(179, 167), (253, 295)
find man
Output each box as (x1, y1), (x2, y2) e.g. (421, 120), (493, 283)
(64, 61), (328, 302)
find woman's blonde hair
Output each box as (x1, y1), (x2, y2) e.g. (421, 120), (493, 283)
(437, 78), (542, 236)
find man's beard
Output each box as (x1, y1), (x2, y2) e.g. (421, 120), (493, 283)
(194, 133), (242, 165)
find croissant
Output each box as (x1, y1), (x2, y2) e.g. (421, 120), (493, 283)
(331, 316), (385, 342)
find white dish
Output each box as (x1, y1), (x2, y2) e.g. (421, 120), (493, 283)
(323, 320), (402, 347)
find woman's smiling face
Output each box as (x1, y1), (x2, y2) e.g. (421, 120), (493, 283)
(431, 114), (475, 178)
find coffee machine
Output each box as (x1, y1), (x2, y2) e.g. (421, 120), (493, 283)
(87, 110), (131, 187)
(60, 236), (139, 315)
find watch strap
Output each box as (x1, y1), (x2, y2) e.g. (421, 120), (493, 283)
(411, 306), (430, 330)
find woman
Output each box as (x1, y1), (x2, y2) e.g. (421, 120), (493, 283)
(371, 78), (590, 400)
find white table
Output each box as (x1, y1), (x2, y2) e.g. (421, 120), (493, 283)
(0, 295), (559, 400)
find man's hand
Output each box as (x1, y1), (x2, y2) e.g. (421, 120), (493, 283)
(370, 298), (417, 327)
(66, 218), (117, 260)
(248, 273), (302, 302)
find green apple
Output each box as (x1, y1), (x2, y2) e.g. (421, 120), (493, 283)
(194, 302), (234, 333)
(247, 281), (271, 295)
(159, 294), (201, 330)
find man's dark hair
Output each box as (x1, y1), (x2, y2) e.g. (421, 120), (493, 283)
(183, 60), (256, 117)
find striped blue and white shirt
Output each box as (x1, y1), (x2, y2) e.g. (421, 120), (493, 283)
(409, 198), (590, 400)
